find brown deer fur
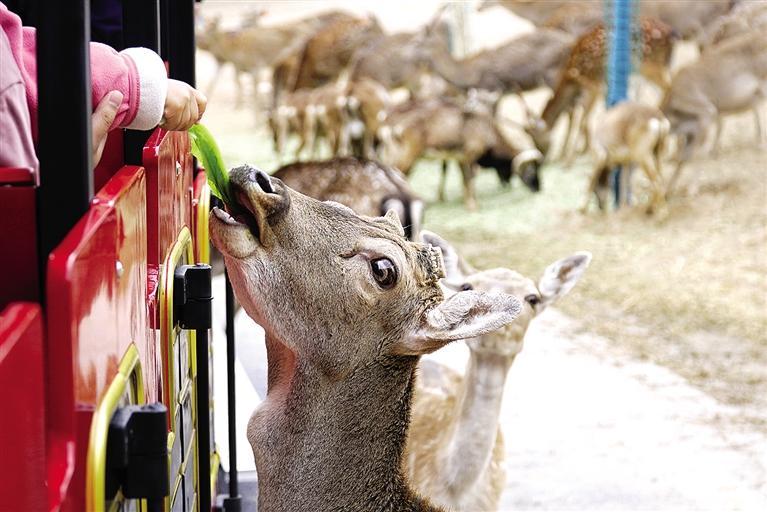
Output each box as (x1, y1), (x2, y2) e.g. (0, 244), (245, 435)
(209, 166), (522, 511)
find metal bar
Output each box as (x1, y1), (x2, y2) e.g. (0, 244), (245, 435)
(165, 0), (197, 87)
(223, 270), (242, 511)
(122, 0), (161, 165)
(606, 0), (632, 207)
(35, 0), (92, 298)
(196, 328), (212, 512)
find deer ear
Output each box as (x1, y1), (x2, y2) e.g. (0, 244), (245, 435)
(382, 208), (406, 237)
(392, 291), (521, 356)
(537, 251), (592, 310)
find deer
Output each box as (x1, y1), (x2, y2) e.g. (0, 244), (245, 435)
(582, 101), (670, 215)
(477, 0), (600, 27)
(343, 78), (392, 159)
(425, 28), (575, 93)
(209, 165), (522, 511)
(348, 7), (453, 95)
(379, 96), (542, 210)
(700, 1), (767, 49)
(661, 31), (767, 195)
(195, 9), (327, 106)
(272, 157), (423, 240)
(481, 0), (734, 43)
(406, 231), (591, 512)
(527, 17), (676, 163)
(271, 13), (382, 101)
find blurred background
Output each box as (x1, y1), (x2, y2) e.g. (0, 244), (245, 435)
(198, 1), (767, 510)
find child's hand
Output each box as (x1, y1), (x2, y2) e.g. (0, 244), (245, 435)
(160, 79), (207, 131)
(92, 90), (123, 168)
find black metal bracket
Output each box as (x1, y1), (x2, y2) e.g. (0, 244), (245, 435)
(106, 403), (169, 504)
(174, 263), (213, 512)
(174, 264), (213, 330)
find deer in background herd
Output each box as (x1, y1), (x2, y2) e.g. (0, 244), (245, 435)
(661, 31), (767, 194)
(379, 95), (543, 210)
(406, 232), (591, 511)
(272, 157), (423, 240)
(525, 17), (676, 163)
(210, 166), (522, 511)
(583, 101), (670, 215)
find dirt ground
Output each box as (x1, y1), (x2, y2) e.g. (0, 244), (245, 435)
(198, 1), (767, 509)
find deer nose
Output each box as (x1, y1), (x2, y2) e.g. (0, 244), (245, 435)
(247, 168), (275, 194)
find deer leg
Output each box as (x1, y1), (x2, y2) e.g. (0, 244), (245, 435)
(581, 149), (607, 214)
(754, 106), (764, 147)
(640, 156), (666, 216)
(438, 160), (449, 203)
(234, 72), (245, 108)
(206, 59), (222, 100)
(460, 161), (478, 211)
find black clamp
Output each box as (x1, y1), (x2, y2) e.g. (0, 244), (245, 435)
(106, 403), (169, 501)
(174, 264), (213, 330)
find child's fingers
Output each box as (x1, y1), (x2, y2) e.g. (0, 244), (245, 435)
(194, 89), (208, 120)
(91, 90), (123, 167)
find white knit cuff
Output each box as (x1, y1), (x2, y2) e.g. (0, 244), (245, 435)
(121, 47), (168, 130)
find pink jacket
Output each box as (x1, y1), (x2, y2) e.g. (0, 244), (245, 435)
(0, 2), (168, 171)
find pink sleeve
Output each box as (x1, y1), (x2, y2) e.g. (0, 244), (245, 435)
(1, 3), (167, 137)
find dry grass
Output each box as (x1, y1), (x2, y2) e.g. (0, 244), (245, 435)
(409, 133), (767, 417)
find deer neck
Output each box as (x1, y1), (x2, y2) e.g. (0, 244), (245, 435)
(249, 334), (437, 512)
(437, 347), (514, 493)
(430, 46), (476, 90)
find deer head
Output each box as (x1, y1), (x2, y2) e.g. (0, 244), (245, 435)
(209, 166), (522, 509)
(422, 231), (591, 358)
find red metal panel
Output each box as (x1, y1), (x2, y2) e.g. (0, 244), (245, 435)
(0, 184), (39, 309)
(0, 166), (39, 309)
(0, 303), (46, 512)
(45, 165), (149, 511)
(143, 130), (193, 268)
(93, 130), (125, 193)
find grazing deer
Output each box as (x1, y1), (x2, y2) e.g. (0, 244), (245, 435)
(406, 231), (592, 512)
(583, 101), (670, 215)
(210, 166), (522, 511)
(529, 17), (676, 162)
(272, 157), (423, 240)
(661, 31), (767, 194)
(379, 97), (542, 210)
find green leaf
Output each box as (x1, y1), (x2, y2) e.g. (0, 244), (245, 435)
(189, 124), (233, 206)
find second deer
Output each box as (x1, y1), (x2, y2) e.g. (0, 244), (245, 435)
(406, 231), (591, 511)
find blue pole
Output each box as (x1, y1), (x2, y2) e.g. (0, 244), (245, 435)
(606, 0), (632, 207)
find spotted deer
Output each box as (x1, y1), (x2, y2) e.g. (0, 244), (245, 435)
(209, 166), (522, 511)
(583, 101), (670, 215)
(528, 17), (675, 162)
(406, 231), (591, 512)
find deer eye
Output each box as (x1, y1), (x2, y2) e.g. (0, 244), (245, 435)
(460, 283), (473, 291)
(370, 258), (398, 289)
(525, 294), (540, 307)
